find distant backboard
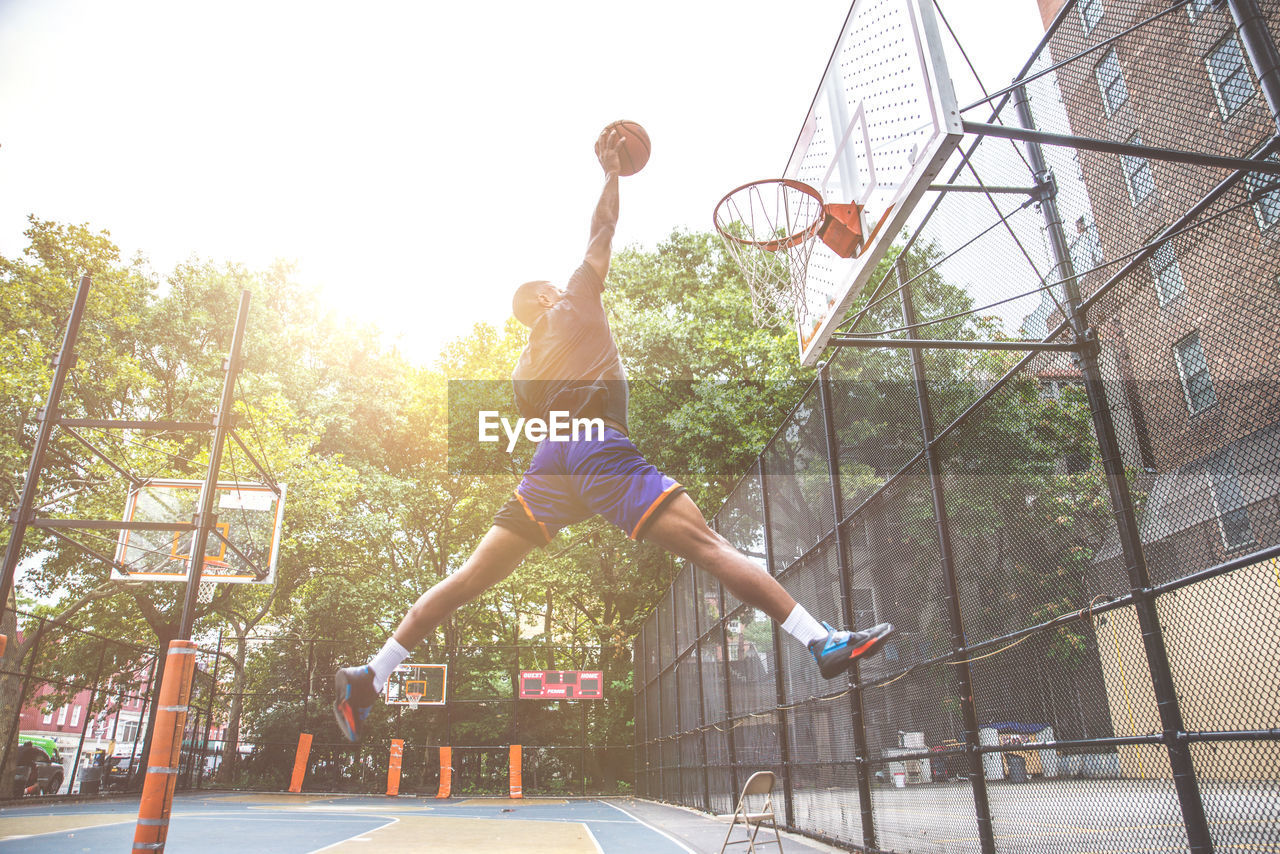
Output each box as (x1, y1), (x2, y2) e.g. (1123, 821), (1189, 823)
(518, 670), (603, 700)
(386, 663), (447, 707)
(111, 479), (285, 584)
(786, 0), (962, 365)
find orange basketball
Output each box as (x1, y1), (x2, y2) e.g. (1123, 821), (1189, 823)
(601, 120), (651, 177)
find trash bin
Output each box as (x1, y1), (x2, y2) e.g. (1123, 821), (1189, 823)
(78, 765), (102, 795)
(1007, 754), (1027, 783)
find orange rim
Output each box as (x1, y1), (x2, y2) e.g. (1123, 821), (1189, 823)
(713, 178), (825, 251)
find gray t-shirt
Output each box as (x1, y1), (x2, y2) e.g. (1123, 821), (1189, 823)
(512, 263), (629, 431)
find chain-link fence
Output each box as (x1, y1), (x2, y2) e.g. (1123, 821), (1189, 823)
(194, 637), (633, 797)
(2, 622), (634, 799)
(635, 2), (1280, 851)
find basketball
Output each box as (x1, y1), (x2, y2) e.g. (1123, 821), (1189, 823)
(600, 120), (651, 177)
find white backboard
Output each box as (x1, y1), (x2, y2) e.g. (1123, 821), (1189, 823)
(112, 479), (285, 584)
(786, 0), (962, 365)
(385, 663), (448, 706)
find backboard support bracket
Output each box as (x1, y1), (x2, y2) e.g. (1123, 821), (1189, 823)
(962, 120), (1280, 175)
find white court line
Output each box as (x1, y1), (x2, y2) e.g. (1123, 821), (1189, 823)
(0, 818), (134, 843)
(599, 800), (699, 854)
(305, 816), (399, 854)
(583, 823), (606, 854)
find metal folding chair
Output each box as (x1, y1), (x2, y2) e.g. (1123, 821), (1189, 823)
(719, 770), (784, 853)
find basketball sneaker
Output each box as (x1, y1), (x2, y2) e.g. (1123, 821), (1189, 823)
(809, 622), (895, 679)
(333, 665), (377, 743)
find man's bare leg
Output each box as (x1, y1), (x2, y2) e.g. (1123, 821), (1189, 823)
(643, 492), (893, 677)
(392, 525), (534, 648)
(334, 525), (534, 741)
(642, 493), (796, 622)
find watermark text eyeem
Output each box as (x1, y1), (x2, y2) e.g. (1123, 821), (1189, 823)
(478, 410), (605, 453)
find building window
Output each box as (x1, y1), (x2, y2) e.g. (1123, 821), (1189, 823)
(1174, 332), (1216, 414)
(121, 719), (140, 743)
(70, 705), (81, 727)
(1095, 47), (1129, 115)
(57, 706), (67, 726)
(42, 709), (53, 725)
(1079, 0), (1104, 33)
(1122, 133), (1156, 206)
(1206, 34), (1256, 119)
(1148, 241), (1185, 304)
(1070, 216), (1104, 273)
(1206, 451), (1253, 551)
(1242, 152), (1280, 231)
(1186, 0), (1215, 21)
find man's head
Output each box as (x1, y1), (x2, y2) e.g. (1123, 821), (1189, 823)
(512, 280), (563, 328)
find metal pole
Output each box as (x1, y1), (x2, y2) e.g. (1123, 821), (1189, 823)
(960, 119), (1280, 174)
(0, 276), (91, 654)
(691, 569), (713, 813)
(70, 645), (108, 795)
(197, 630), (224, 790)
(1015, 85), (1213, 854)
(711, 518), (741, 803)
(1226, 0), (1280, 131)
(816, 363), (878, 852)
(897, 258), (997, 854)
(756, 458), (795, 828)
(177, 289), (251, 639)
(129, 655), (159, 789)
(0, 616), (46, 778)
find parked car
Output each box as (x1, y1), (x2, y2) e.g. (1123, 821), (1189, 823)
(104, 754), (141, 792)
(13, 735), (64, 796)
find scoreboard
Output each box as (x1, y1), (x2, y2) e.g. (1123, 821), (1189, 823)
(518, 670), (603, 700)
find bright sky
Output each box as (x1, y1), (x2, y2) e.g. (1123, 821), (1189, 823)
(0, 0), (1047, 365)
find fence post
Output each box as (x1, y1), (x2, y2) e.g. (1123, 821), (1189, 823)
(69, 645), (109, 795)
(1014, 84), (1214, 854)
(757, 458), (796, 828)
(898, 258), (997, 854)
(711, 518), (741, 802)
(197, 630), (223, 790)
(0, 615), (46, 780)
(691, 568), (713, 813)
(1226, 0), (1280, 131)
(667, 582), (682, 806)
(129, 656), (159, 790)
(817, 364), (878, 851)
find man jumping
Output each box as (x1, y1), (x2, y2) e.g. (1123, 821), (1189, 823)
(333, 128), (893, 742)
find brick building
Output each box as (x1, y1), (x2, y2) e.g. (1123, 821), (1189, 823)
(1029, 0), (1280, 779)
(16, 638), (227, 793)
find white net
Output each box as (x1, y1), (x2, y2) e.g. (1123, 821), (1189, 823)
(407, 693), (422, 710)
(196, 579), (217, 604)
(714, 179), (826, 329)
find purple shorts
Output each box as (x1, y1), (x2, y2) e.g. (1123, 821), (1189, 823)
(493, 427), (684, 545)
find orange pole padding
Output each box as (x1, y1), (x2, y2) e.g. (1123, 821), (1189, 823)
(509, 744), (522, 799)
(386, 739), (404, 797)
(436, 746), (452, 799)
(0, 634), (7, 657)
(288, 733), (313, 793)
(132, 639), (198, 853)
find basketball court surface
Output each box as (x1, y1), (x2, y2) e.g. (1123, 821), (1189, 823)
(0, 793), (841, 853)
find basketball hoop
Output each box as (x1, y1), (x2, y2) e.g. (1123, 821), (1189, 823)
(196, 579), (217, 604)
(406, 692), (423, 710)
(714, 179), (868, 330)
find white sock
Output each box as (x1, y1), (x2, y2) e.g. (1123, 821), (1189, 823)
(368, 637), (410, 692)
(780, 604), (829, 647)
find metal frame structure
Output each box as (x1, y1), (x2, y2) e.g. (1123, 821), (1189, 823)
(638, 2), (1280, 852)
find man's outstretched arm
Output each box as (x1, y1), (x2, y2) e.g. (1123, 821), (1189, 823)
(584, 128), (623, 282)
